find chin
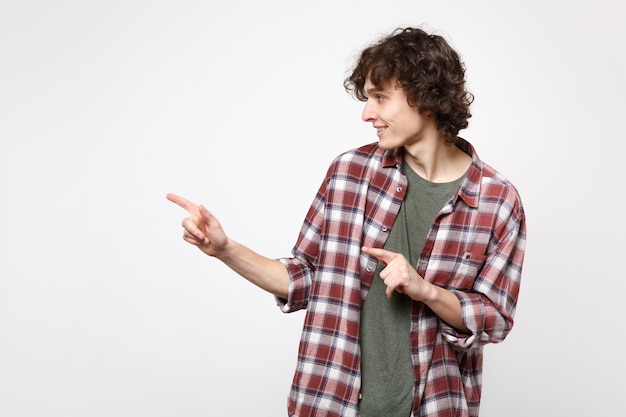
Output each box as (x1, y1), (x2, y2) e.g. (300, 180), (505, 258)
(377, 139), (400, 150)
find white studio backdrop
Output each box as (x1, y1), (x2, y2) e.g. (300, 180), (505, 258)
(1, 0), (624, 416)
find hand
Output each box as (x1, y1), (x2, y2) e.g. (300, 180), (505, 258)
(166, 193), (228, 257)
(361, 246), (432, 301)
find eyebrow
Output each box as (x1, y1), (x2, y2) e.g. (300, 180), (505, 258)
(366, 87), (386, 95)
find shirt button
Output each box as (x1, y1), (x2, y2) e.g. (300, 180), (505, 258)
(396, 187), (403, 192)
(382, 226), (388, 232)
(366, 267), (373, 272)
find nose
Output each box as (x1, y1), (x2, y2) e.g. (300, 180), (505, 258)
(361, 100), (376, 123)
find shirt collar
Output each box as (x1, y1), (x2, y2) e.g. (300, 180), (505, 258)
(455, 137), (482, 209)
(382, 147), (404, 168)
(379, 138), (484, 208)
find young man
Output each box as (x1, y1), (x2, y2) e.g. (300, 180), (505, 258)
(167, 27), (526, 417)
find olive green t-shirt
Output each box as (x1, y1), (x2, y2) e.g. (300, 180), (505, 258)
(359, 161), (464, 417)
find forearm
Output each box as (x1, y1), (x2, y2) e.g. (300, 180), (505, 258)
(215, 238), (290, 299)
(422, 283), (469, 332)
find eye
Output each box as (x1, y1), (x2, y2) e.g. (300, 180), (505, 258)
(376, 95), (385, 103)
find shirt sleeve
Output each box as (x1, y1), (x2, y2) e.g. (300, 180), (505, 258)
(441, 189), (526, 350)
(275, 177), (328, 313)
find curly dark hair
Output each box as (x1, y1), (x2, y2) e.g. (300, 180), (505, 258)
(344, 27), (474, 143)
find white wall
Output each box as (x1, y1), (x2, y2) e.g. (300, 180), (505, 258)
(1, 1), (623, 416)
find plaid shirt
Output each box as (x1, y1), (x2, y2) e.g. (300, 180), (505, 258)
(278, 138), (526, 417)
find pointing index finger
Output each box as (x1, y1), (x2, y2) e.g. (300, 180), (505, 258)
(166, 193), (197, 212)
(361, 246), (396, 265)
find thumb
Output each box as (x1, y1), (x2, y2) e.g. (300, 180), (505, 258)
(199, 205), (224, 231)
(198, 205), (216, 223)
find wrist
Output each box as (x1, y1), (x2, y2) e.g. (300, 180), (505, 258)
(213, 237), (236, 261)
(420, 281), (441, 304)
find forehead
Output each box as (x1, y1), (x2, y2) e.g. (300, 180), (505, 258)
(364, 77), (400, 94)
(363, 78), (395, 91)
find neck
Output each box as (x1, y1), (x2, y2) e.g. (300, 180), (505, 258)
(403, 138), (471, 183)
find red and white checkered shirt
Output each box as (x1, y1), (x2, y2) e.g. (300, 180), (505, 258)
(278, 138), (526, 417)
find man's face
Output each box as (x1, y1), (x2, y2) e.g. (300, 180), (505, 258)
(361, 79), (432, 150)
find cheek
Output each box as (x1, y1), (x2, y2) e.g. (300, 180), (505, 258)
(403, 116), (425, 134)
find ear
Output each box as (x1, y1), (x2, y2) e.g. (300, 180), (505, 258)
(415, 106), (433, 117)
(416, 105), (434, 117)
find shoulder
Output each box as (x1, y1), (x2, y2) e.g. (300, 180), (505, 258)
(480, 162), (523, 204)
(459, 138), (524, 214)
(327, 142), (400, 175)
(333, 142), (385, 164)
(325, 142), (380, 176)
(473, 162), (526, 238)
